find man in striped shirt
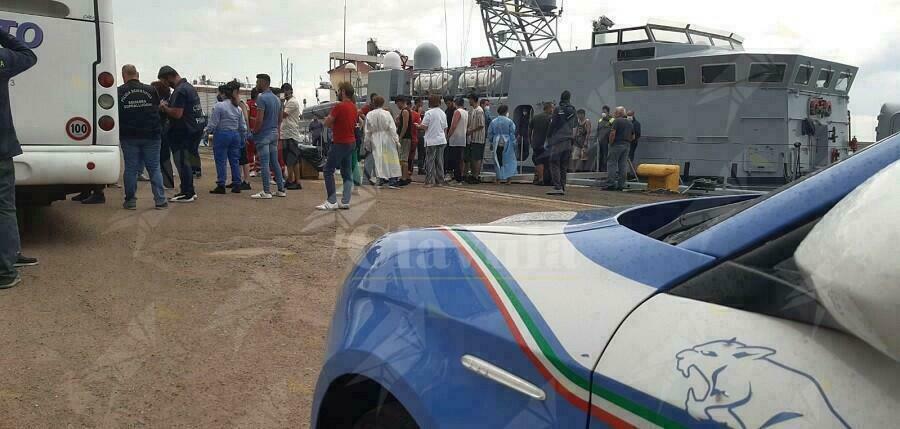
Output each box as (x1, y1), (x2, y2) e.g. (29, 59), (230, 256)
(465, 94), (486, 184)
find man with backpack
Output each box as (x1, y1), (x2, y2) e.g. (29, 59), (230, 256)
(159, 66), (205, 203)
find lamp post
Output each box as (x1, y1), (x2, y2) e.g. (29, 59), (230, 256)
(345, 62), (357, 100)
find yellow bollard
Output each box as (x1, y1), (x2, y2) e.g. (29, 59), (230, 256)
(636, 164), (681, 192)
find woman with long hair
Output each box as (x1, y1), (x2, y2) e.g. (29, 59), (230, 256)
(205, 82), (248, 194)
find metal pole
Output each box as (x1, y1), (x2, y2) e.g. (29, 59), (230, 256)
(280, 53), (284, 86)
(343, 0), (347, 67)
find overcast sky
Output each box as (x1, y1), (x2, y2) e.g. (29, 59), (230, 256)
(114, 0), (899, 141)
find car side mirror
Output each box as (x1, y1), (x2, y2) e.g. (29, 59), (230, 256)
(795, 160), (900, 362)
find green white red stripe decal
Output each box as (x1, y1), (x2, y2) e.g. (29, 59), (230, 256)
(442, 227), (686, 429)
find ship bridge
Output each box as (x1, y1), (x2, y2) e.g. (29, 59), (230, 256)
(592, 19), (745, 51)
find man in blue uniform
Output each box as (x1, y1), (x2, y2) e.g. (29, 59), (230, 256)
(159, 66), (204, 203)
(119, 65), (167, 210)
(0, 31), (38, 289)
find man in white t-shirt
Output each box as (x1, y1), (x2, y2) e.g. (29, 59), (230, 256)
(447, 97), (469, 184)
(280, 83), (303, 190)
(417, 95), (448, 188)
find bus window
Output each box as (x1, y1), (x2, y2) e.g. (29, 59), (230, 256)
(0, 0), (70, 18)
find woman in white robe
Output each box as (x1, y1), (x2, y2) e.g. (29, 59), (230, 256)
(364, 96), (402, 186)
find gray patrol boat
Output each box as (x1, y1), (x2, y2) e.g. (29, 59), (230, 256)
(315, 17), (858, 187)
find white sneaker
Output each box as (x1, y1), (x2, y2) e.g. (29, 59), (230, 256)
(316, 201), (339, 211)
(250, 171), (258, 177)
(251, 192), (273, 199)
(275, 191), (287, 198)
(338, 202), (351, 210)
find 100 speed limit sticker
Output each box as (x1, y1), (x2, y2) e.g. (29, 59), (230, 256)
(66, 117), (92, 141)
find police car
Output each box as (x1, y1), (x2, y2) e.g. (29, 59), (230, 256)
(311, 135), (900, 428)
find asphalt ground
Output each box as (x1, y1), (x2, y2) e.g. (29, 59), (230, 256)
(0, 157), (680, 427)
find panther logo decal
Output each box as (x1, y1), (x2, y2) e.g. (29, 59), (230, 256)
(675, 339), (850, 428)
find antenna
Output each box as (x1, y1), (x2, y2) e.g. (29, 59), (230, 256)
(477, 0), (563, 58)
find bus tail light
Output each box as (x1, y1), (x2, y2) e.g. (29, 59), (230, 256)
(98, 94), (114, 110)
(98, 72), (115, 88)
(87, 162), (96, 171)
(98, 116), (115, 131)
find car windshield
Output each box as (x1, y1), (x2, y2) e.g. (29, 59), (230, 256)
(655, 147), (877, 244)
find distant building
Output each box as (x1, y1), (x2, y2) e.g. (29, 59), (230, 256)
(194, 82), (251, 116)
(327, 51), (412, 101)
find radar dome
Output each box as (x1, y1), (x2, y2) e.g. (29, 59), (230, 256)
(383, 52), (402, 70)
(414, 43), (442, 70)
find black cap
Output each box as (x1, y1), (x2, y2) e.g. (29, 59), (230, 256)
(281, 83), (293, 91)
(157, 65), (178, 79)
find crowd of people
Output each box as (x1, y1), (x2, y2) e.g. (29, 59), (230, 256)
(529, 93), (642, 194)
(0, 40), (645, 288)
(105, 66), (645, 212)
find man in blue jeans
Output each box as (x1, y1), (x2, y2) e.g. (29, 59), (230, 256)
(249, 74), (286, 199)
(159, 66), (204, 203)
(0, 31), (38, 289)
(318, 82), (357, 210)
(118, 65), (167, 210)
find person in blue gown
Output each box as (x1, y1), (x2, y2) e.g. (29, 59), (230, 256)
(487, 105), (518, 184)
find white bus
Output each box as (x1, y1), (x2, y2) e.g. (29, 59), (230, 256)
(1, 0), (119, 205)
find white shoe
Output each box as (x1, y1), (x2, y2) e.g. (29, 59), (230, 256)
(275, 191), (287, 198)
(251, 192), (273, 199)
(250, 171), (258, 177)
(338, 202), (351, 210)
(316, 201), (339, 211)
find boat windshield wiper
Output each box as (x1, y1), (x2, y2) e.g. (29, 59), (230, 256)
(649, 201), (753, 242)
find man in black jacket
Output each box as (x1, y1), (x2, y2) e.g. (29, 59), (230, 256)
(159, 66), (203, 203)
(545, 91), (576, 196)
(0, 31), (38, 289)
(119, 65), (167, 210)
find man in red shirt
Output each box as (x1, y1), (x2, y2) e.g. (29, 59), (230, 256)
(408, 98), (422, 177)
(318, 82), (358, 211)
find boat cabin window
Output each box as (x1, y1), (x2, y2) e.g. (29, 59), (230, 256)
(594, 32), (618, 46)
(657, 67), (686, 86)
(690, 33), (713, 45)
(748, 63), (787, 83)
(617, 47), (656, 61)
(621, 29), (650, 43)
(701, 64), (736, 84)
(710, 37), (734, 49)
(816, 69), (834, 89)
(652, 29), (690, 44)
(795, 65), (814, 85)
(835, 72), (853, 92)
(622, 70), (650, 88)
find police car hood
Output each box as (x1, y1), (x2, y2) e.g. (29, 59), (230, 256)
(433, 203), (719, 371)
